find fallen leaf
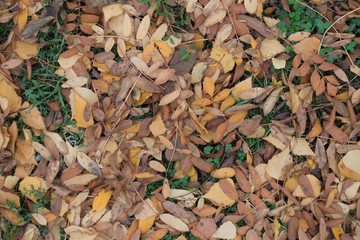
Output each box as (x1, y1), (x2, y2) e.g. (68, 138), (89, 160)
(149, 115), (166, 137)
(260, 38), (285, 60)
(92, 188), (113, 212)
(77, 152), (102, 176)
(203, 178), (236, 206)
(102, 3), (123, 22)
(244, 0), (258, 14)
(294, 37), (320, 61)
(19, 176), (46, 202)
(210, 46), (235, 73)
(70, 89), (94, 128)
(159, 214), (189, 232)
(291, 138), (315, 156)
(0, 80), (21, 112)
(212, 221), (237, 239)
(15, 41), (39, 60)
(266, 148), (293, 180)
(20, 102), (46, 130)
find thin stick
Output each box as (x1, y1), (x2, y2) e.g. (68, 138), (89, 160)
(318, 6), (360, 60)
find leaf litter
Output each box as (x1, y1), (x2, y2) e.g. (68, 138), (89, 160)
(0, 0), (360, 239)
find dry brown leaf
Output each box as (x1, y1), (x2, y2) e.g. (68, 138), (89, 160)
(159, 90), (181, 106)
(77, 152), (102, 176)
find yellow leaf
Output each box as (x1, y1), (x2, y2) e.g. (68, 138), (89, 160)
(331, 226), (344, 240)
(149, 115), (166, 137)
(14, 129), (37, 165)
(0, 80), (21, 112)
(213, 88), (232, 102)
(92, 188), (113, 212)
(194, 33), (205, 49)
(144, 229), (168, 240)
(139, 215), (156, 234)
(143, 44), (155, 62)
(306, 118), (322, 138)
(235, 58), (243, 65)
(19, 176), (46, 202)
(213, 122), (228, 143)
(20, 102), (46, 130)
(121, 123), (141, 133)
(192, 98), (213, 107)
(17, 8), (28, 33)
(232, 76), (252, 99)
(203, 178), (236, 206)
(203, 77), (215, 96)
(173, 161), (197, 180)
(210, 46), (235, 73)
(71, 90), (94, 128)
(15, 41), (39, 60)
(151, 41), (173, 58)
(130, 147), (141, 171)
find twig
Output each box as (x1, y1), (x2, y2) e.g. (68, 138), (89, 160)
(0, 2), (18, 13)
(220, 0), (251, 62)
(318, 6), (360, 63)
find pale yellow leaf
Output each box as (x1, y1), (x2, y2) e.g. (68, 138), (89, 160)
(102, 3), (123, 22)
(266, 149), (293, 180)
(244, 0), (257, 14)
(212, 221), (236, 239)
(160, 214), (189, 232)
(210, 46), (235, 73)
(260, 39), (285, 60)
(136, 15), (150, 40)
(203, 178), (236, 206)
(291, 138), (315, 156)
